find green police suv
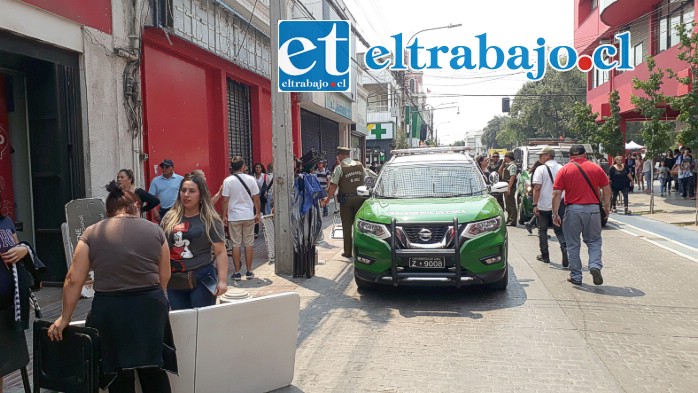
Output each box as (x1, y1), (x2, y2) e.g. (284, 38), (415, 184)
(353, 147), (509, 290)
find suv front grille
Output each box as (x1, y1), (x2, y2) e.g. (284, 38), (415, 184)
(402, 226), (449, 244)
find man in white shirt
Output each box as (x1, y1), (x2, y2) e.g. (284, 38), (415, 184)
(221, 156), (261, 281)
(531, 146), (567, 266)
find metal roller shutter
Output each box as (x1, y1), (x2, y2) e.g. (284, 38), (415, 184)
(320, 117), (339, 165)
(301, 109), (320, 157)
(227, 79), (253, 172)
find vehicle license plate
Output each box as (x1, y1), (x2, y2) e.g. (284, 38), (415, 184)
(408, 256), (446, 268)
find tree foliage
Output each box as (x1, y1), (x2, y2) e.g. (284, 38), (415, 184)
(631, 57), (674, 157)
(599, 90), (626, 157)
(570, 102), (600, 150)
(480, 115), (508, 149)
(668, 22), (698, 148)
(479, 66), (586, 149)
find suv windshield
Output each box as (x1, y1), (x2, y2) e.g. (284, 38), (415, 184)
(373, 163), (486, 199)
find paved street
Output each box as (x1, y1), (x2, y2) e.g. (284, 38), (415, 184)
(6, 211), (698, 392)
(259, 219), (698, 393)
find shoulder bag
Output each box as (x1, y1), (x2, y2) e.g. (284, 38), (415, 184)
(572, 162), (607, 222)
(234, 173), (253, 199)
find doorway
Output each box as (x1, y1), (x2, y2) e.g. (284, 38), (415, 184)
(0, 31), (85, 283)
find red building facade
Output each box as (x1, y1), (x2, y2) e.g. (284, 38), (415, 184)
(141, 28), (302, 192)
(575, 0), (696, 134)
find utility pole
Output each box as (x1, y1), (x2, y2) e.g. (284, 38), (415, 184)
(270, 0), (294, 275)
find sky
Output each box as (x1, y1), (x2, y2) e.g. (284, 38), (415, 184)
(344, 0), (575, 145)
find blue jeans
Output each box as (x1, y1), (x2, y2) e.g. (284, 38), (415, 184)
(562, 204), (603, 283)
(167, 264), (217, 310)
(644, 171), (651, 191)
(660, 177), (667, 194)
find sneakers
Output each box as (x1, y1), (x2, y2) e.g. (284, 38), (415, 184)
(567, 277), (582, 286)
(246, 271), (255, 280)
(590, 268), (603, 285)
(624, 208), (631, 215)
(524, 222), (534, 235)
(561, 250), (569, 268)
(611, 208), (617, 214)
(232, 272), (242, 281)
(536, 254), (550, 263)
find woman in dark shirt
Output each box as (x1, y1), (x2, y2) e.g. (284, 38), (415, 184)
(608, 156), (634, 214)
(117, 169), (160, 212)
(48, 181), (174, 393)
(0, 197), (30, 392)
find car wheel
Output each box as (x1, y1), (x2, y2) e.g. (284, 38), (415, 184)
(486, 267), (508, 290)
(354, 273), (376, 291)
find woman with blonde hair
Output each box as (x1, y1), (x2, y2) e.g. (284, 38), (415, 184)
(161, 172), (228, 310)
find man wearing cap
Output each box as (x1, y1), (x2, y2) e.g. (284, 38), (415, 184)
(501, 151), (518, 227)
(149, 159), (183, 222)
(321, 147), (366, 258)
(312, 159), (331, 217)
(552, 145), (610, 286)
(531, 146), (567, 266)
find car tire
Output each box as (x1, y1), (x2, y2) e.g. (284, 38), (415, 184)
(486, 267), (508, 290)
(354, 274), (376, 291)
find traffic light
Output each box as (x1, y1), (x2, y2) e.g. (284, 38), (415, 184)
(502, 97), (510, 113)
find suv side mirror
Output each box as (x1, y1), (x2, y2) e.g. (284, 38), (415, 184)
(357, 185), (370, 197)
(489, 172), (500, 184)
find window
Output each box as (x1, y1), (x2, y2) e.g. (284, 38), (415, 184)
(633, 42), (644, 66)
(656, 0), (694, 53)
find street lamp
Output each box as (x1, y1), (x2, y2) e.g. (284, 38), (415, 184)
(407, 23), (463, 45)
(436, 121), (450, 147)
(406, 23), (462, 147)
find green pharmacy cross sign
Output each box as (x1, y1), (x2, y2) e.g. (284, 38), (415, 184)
(367, 122), (394, 140)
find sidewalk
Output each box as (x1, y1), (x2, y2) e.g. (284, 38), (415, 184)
(613, 179), (698, 231)
(4, 211), (345, 393)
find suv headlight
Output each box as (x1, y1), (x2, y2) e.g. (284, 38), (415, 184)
(461, 217), (502, 238)
(357, 220), (391, 240)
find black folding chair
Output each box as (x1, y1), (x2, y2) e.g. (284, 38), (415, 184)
(33, 320), (101, 393)
(0, 309), (31, 393)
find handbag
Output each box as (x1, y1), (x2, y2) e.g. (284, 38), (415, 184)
(168, 271), (196, 290)
(572, 162), (607, 221)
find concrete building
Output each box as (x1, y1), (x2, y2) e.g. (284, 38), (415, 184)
(0, 0), (146, 281)
(575, 0), (695, 141)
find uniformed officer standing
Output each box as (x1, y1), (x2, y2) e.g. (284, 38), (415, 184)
(321, 147), (366, 258)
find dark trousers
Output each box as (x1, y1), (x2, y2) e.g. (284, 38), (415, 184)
(504, 191), (517, 225)
(108, 367), (171, 393)
(537, 206), (566, 256)
(158, 207), (171, 223)
(340, 196), (365, 256)
(681, 177), (695, 198)
(494, 194), (504, 210)
(611, 188), (629, 208)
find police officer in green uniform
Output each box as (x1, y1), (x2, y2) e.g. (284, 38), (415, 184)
(502, 151), (519, 226)
(321, 147), (366, 258)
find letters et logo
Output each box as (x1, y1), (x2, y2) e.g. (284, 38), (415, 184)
(278, 20), (351, 92)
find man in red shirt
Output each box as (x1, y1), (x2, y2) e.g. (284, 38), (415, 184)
(552, 145), (611, 286)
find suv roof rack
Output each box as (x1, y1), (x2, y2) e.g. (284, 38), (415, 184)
(390, 146), (472, 157)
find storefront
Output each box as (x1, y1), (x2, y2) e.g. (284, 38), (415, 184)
(141, 28), (275, 190)
(0, 30), (85, 282)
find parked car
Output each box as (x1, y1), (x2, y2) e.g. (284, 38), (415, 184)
(512, 143), (607, 226)
(353, 147), (510, 290)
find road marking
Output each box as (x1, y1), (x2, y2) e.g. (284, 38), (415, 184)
(607, 220), (698, 263)
(608, 218), (698, 252)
